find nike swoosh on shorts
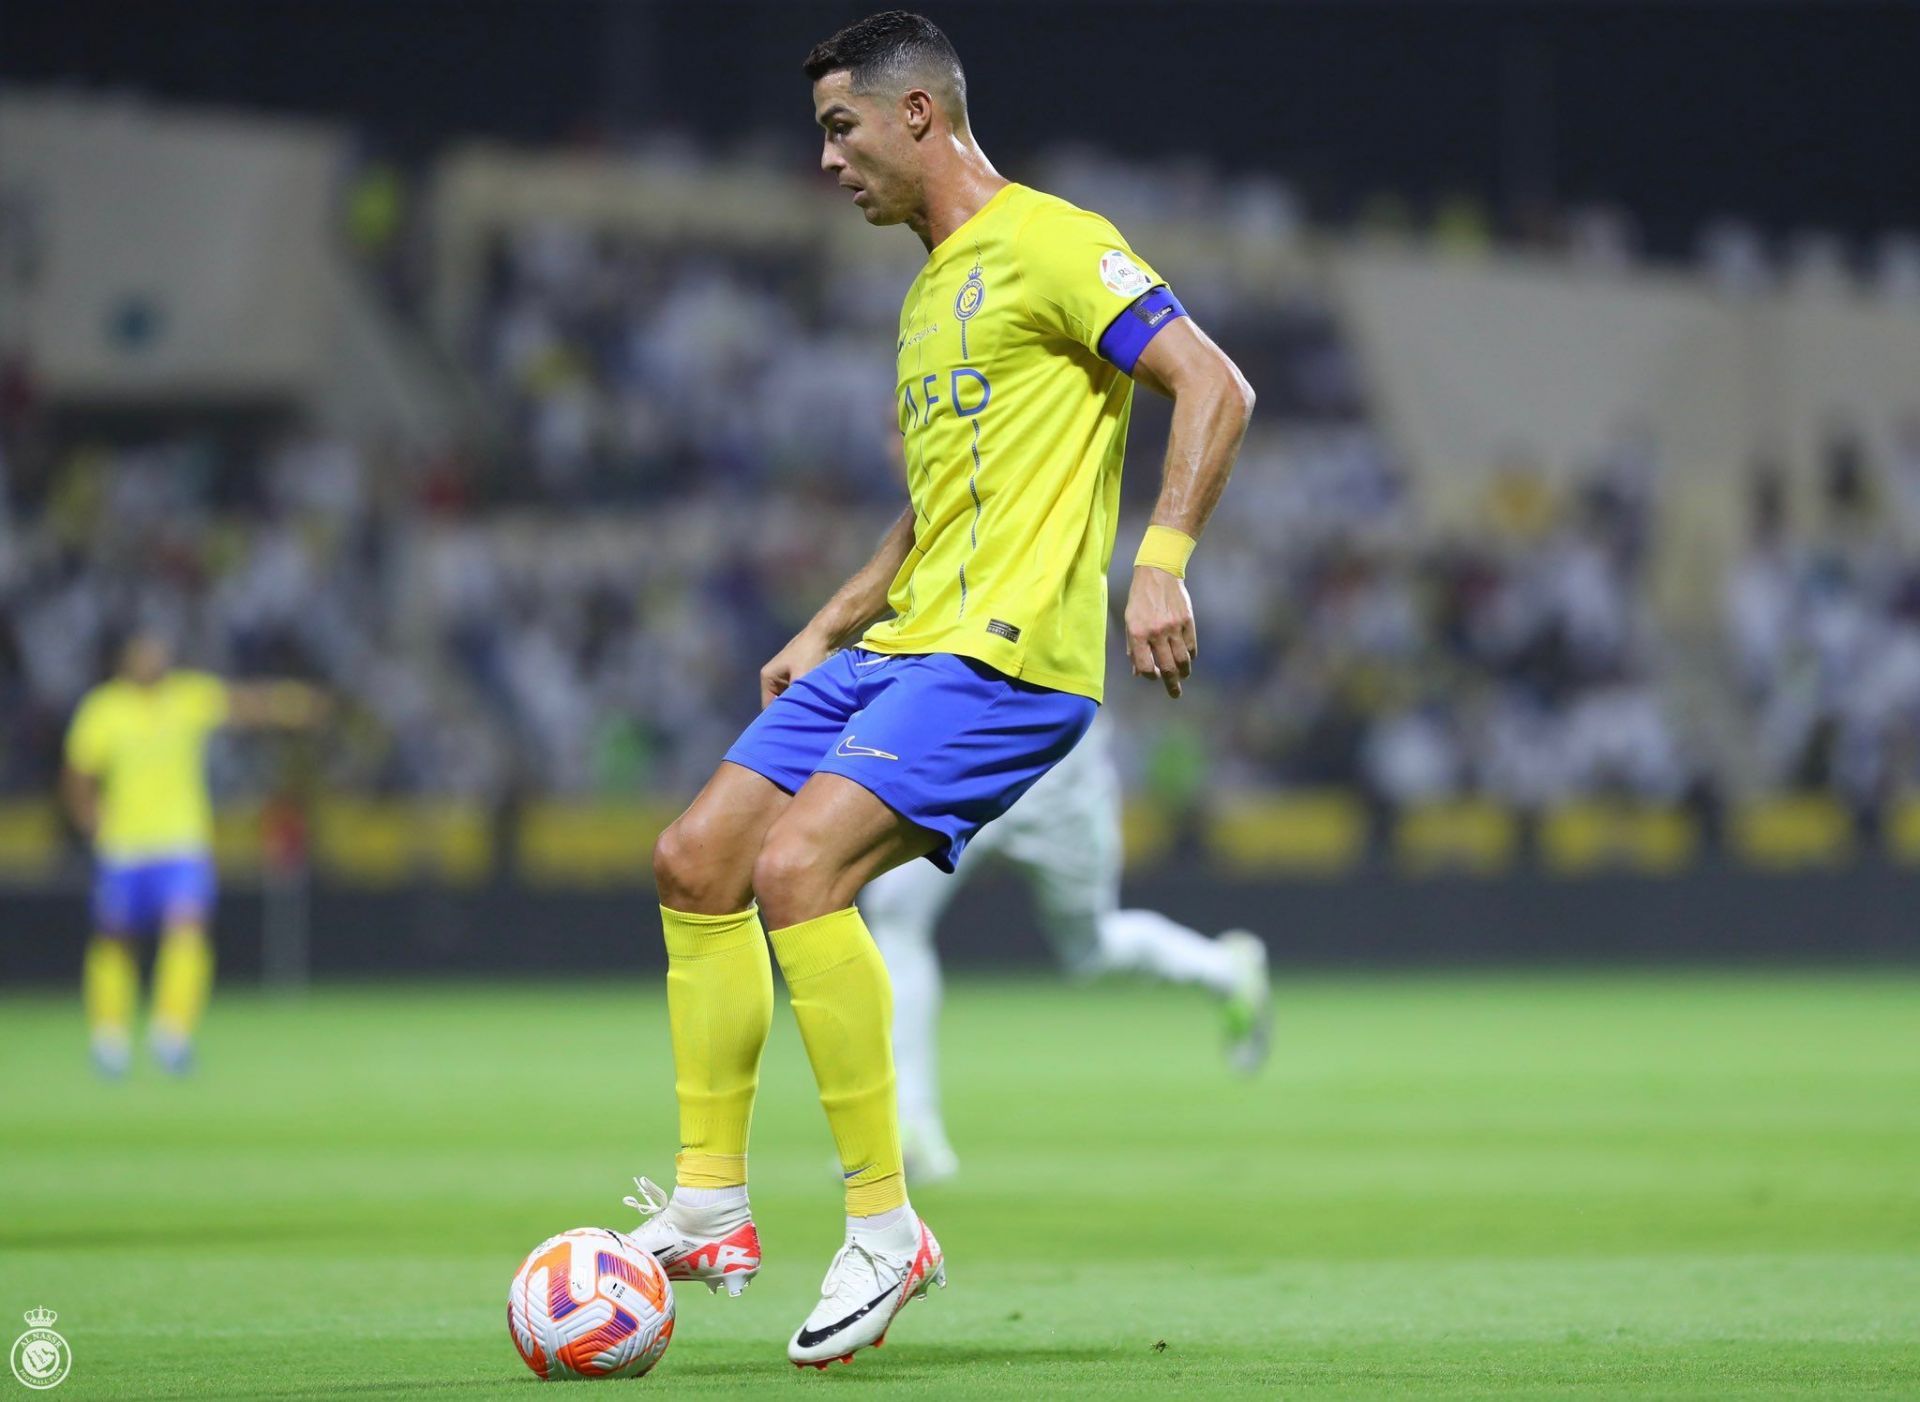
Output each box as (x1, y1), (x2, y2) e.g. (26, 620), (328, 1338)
(834, 736), (899, 760)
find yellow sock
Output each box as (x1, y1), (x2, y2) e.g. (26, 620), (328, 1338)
(151, 923), (213, 1042)
(767, 906), (906, 1216)
(662, 905), (773, 1189)
(84, 936), (138, 1045)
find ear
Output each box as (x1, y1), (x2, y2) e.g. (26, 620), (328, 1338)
(901, 88), (937, 139)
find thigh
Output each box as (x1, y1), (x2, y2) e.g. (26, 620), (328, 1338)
(813, 655), (1097, 873)
(758, 772), (941, 926)
(658, 758), (795, 911)
(664, 654), (868, 910)
(722, 651), (865, 797)
(92, 863), (145, 936)
(158, 857), (217, 927)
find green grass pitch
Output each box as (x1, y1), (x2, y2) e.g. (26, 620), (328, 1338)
(3, 970), (1917, 1398)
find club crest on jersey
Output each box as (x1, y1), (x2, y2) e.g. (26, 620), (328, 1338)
(1100, 249), (1151, 298)
(954, 265), (986, 321)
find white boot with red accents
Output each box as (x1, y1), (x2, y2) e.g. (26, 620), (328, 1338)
(787, 1214), (945, 1368)
(622, 1176), (761, 1297)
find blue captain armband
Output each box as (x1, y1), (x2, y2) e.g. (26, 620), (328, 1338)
(1096, 285), (1187, 375)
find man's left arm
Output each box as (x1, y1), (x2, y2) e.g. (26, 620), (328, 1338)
(1125, 319), (1256, 698)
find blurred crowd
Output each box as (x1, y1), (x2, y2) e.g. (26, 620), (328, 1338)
(472, 228), (898, 505)
(2, 418), (1698, 814)
(6, 151), (1920, 828)
(1180, 423), (1693, 813)
(0, 430), (476, 801)
(352, 138), (1920, 306)
(1727, 421), (1920, 810)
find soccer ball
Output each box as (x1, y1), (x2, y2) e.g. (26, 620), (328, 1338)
(508, 1228), (675, 1380)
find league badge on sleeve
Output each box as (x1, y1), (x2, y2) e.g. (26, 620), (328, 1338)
(1099, 250), (1152, 298)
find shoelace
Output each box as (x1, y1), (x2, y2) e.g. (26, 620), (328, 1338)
(820, 1240), (889, 1300)
(622, 1176), (671, 1222)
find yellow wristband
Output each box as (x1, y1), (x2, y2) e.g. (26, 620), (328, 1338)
(1134, 525), (1196, 579)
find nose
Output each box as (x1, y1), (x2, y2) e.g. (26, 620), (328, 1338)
(820, 139), (843, 175)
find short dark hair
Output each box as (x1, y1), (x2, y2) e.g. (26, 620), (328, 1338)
(803, 11), (967, 119)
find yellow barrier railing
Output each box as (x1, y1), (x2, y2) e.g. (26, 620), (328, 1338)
(1538, 803), (1699, 876)
(515, 801), (679, 887)
(0, 801), (61, 878)
(1204, 792), (1367, 876)
(0, 792), (1898, 886)
(310, 800), (493, 887)
(1728, 795), (1853, 871)
(1394, 800), (1520, 876)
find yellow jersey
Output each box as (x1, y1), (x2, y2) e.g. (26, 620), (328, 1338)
(65, 671), (229, 863)
(861, 183), (1178, 702)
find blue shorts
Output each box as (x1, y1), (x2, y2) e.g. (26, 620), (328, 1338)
(93, 855), (217, 936)
(724, 650), (1097, 871)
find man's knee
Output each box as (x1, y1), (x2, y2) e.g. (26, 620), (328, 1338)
(750, 826), (827, 919)
(651, 821), (694, 904)
(653, 814), (752, 914)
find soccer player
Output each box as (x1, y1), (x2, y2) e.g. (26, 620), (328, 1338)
(624, 11), (1255, 1368)
(62, 630), (327, 1077)
(863, 712), (1273, 1184)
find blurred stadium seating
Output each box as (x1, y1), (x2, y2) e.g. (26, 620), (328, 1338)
(5, 89), (1920, 923)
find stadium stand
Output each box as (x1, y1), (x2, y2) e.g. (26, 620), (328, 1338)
(6, 95), (1920, 887)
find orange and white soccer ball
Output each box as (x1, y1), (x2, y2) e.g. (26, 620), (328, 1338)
(508, 1228), (675, 1380)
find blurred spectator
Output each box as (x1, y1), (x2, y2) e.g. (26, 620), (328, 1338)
(1724, 434), (1920, 810)
(1786, 229), (1854, 296)
(1888, 413), (1920, 536)
(1873, 232), (1920, 305)
(1566, 203), (1641, 273)
(1697, 217), (1773, 297)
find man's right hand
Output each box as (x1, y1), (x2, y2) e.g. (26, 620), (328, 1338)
(760, 624), (837, 709)
(1125, 564), (1197, 699)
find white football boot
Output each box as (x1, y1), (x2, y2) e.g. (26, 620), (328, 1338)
(622, 1176), (761, 1296)
(90, 1032), (131, 1080)
(1219, 930), (1273, 1074)
(788, 1215), (945, 1368)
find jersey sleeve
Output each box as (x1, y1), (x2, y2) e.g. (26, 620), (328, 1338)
(1014, 205), (1186, 374)
(176, 672), (231, 731)
(65, 692), (114, 776)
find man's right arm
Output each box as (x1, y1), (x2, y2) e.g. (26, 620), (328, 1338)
(61, 765), (99, 840)
(760, 506), (916, 708)
(62, 698), (103, 840)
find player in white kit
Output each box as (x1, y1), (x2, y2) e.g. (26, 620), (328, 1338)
(861, 713), (1273, 1181)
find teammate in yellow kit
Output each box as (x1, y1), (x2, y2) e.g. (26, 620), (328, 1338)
(622, 12), (1255, 1367)
(62, 631), (327, 1077)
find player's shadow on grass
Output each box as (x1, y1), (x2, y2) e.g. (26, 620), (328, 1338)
(140, 1382), (531, 1400)
(138, 1348), (1133, 1400)
(669, 1341), (1124, 1383)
